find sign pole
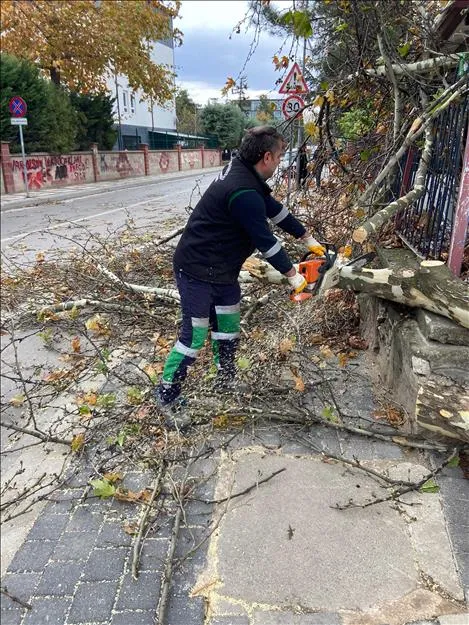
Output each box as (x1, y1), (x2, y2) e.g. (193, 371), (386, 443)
(286, 124), (294, 208)
(18, 124), (29, 197)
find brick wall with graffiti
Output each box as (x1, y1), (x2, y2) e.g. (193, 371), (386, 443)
(180, 150), (202, 171)
(204, 150), (221, 168)
(1, 143), (222, 194)
(97, 151), (145, 181)
(148, 150), (179, 175)
(10, 153), (94, 191)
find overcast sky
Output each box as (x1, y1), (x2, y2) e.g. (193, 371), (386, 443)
(174, 1), (297, 105)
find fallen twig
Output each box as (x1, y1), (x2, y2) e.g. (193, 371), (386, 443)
(0, 421), (72, 446)
(333, 446), (460, 510)
(197, 467), (286, 505)
(131, 461), (165, 580)
(156, 505), (183, 625)
(1, 586), (32, 610)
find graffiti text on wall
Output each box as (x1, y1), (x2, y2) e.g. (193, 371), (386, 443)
(11, 154), (92, 189)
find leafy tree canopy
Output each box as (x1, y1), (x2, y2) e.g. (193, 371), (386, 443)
(175, 89), (198, 135)
(256, 94), (276, 123)
(200, 103), (246, 149)
(70, 92), (117, 150)
(0, 53), (77, 153)
(1, 0), (181, 104)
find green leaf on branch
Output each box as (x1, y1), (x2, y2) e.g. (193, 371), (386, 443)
(90, 478), (116, 499)
(321, 405), (339, 423)
(335, 21), (348, 33)
(68, 305), (80, 320)
(398, 42), (411, 58)
(126, 386), (144, 405)
(360, 149), (372, 162)
(237, 357), (251, 370)
(447, 455), (460, 467)
(96, 393), (116, 409)
(419, 478), (439, 493)
(281, 10), (313, 37)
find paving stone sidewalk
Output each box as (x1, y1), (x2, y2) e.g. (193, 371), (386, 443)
(1, 359), (468, 625)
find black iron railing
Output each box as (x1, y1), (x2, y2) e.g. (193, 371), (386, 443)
(392, 96), (468, 259)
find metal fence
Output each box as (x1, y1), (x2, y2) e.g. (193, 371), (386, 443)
(148, 131), (218, 150)
(393, 96), (468, 259)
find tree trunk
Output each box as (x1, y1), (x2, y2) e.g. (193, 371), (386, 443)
(416, 374), (469, 443)
(338, 260), (469, 329)
(241, 257), (469, 329)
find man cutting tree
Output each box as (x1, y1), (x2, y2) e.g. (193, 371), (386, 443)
(155, 126), (325, 429)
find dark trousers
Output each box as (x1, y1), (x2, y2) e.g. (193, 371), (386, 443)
(157, 269), (241, 404)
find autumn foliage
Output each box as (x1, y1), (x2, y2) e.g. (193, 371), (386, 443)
(1, 0), (181, 104)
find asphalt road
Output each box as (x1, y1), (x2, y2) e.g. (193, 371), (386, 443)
(1, 170), (218, 265)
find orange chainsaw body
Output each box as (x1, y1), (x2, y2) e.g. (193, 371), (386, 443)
(289, 258), (326, 302)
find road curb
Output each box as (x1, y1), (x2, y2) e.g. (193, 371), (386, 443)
(1, 167), (223, 210)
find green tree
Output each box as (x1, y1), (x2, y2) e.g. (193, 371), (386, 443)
(175, 89), (198, 135)
(256, 94), (275, 123)
(200, 103), (245, 149)
(0, 53), (76, 153)
(2, 0), (180, 105)
(70, 92), (117, 150)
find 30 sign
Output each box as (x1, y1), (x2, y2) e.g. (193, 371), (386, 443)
(282, 94), (305, 120)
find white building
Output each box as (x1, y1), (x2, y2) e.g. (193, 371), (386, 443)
(106, 37), (177, 150)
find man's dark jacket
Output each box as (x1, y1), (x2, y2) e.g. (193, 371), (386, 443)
(173, 156), (305, 284)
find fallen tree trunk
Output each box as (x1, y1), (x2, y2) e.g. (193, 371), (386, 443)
(338, 260), (469, 329)
(241, 256), (469, 330)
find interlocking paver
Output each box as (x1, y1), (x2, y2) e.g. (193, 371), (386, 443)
(67, 580), (119, 623)
(53, 529), (99, 561)
(0, 607), (24, 625)
(66, 506), (104, 532)
(138, 539), (168, 572)
(1, 572), (40, 603)
(164, 594), (206, 625)
(115, 571), (161, 611)
(35, 561), (83, 596)
(8, 540), (55, 572)
(26, 513), (69, 541)
(98, 520), (133, 547)
(23, 596), (70, 625)
(111, 611), (157, 625)
(81, 547), (128, 582)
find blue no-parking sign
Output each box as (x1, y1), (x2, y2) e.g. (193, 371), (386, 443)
(9, 96), (27, 117)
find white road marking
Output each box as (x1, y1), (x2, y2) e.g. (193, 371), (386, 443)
(1, 171), (216, 214)
(1, 198), (157, 243)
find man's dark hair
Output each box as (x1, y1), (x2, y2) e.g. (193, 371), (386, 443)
(238, 126), (285, 165)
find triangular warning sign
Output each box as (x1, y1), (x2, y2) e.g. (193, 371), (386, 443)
(279, 62), (309, 94)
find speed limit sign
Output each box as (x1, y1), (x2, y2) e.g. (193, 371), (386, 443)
(282, 94), (305, 119)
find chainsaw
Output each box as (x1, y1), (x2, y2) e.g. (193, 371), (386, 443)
(289, 243), (376, 302)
